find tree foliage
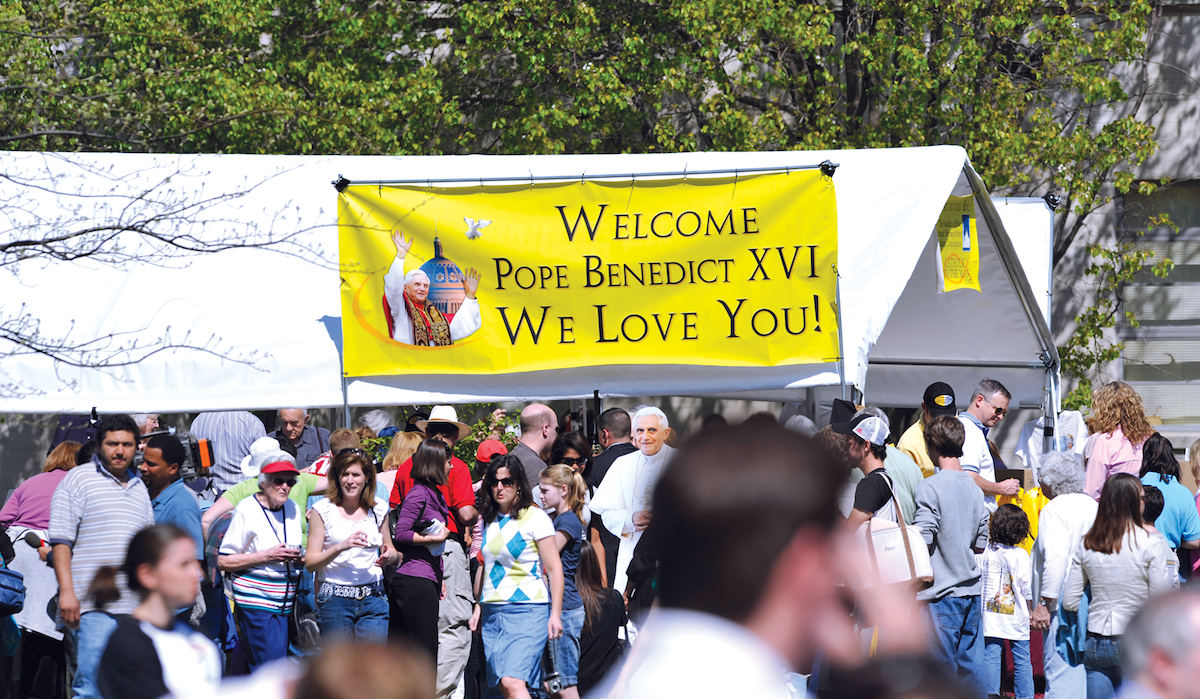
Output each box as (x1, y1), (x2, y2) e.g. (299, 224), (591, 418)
(0, 0), (1168, 401)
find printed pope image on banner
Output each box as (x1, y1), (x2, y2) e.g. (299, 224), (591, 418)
(338, 171), (839, 377)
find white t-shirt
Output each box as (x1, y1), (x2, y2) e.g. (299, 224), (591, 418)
(1149, 529), (1181, 590)
(959, 415), (997, 512)
(310, 497), (389, 586)
(981, 544), (1031, 640)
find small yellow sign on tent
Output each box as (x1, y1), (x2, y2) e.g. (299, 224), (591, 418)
(935, 195), (981, 293)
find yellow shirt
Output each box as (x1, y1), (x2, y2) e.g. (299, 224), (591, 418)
(898, 420), (936, 478)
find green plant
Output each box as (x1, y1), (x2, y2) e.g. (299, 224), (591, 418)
(1060, 211), (1175, 410)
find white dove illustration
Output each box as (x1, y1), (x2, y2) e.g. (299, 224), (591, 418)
(464, 217), (492, 240)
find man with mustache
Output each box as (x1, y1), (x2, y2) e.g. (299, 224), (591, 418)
(49, 413), (155, 699)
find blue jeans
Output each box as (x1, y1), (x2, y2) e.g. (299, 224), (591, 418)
(69, 611), (118, 699)
(550, 607), (585, 686)
(1083, 636), (1121, 699)
(927, 595), (986, 697)
(317, 589), (388, 644)
(1044, 612), (1087, 699)
(984, 638), (1033, 699)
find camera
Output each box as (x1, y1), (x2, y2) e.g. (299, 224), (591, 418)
(365, 531), (383, 547)
(134, 430), (216, 482)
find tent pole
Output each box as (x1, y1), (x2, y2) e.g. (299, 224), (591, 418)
(341, 374), (351, 429)
(835, 272), (848, 401)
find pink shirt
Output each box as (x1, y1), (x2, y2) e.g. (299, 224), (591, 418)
(0, 469), (70, 530)
(1085, 426), (1144, 500)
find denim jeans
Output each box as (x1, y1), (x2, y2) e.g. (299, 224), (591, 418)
(1082, 635), (1121, 699)
(984, 638), (1033, 699)
(1043, 611), (1087, 699)
(927, 595), (986, 698)
(68, 611), (118, 699)
(317, 589), (388, 644)
(550, 607), (585, 686)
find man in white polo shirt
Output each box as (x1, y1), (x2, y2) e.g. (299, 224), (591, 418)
(958, 378), (1021, 512)
(50, 413), (155, 699)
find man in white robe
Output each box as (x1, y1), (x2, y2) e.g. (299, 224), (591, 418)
(383, 230), (482, 345)
(591, 406), (676, 593)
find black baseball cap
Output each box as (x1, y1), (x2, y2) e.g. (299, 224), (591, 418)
(922, 382), (957, 416)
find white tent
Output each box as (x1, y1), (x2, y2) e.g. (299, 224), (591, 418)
(0, 147), (1057, 414)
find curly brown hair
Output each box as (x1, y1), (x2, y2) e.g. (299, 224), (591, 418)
(988, 504), (1030, 548)
(1086, 381), (1154, 446)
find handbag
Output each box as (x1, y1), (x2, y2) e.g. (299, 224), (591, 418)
(853, 472), (934, 589)
(0, 564), (25, 616)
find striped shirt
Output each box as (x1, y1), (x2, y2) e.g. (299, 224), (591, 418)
(190, 412), (267, 492)
(48, 459), (155, 616)
(218, 495), (301, 614)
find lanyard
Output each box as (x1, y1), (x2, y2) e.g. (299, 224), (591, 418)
(256, 496), (288, 548)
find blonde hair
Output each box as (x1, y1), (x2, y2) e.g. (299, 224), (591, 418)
(540, 465), (586, 521)
(1190, 439), (1200, 487)
(1086, 381), (1155, 446)
(383, 432), (423, 472)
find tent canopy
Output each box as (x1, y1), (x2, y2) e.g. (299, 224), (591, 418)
(0, 147), (1056, 413)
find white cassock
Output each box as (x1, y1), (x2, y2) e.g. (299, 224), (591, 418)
(590, 444), (675, 593)
(383, 257), (482, 344)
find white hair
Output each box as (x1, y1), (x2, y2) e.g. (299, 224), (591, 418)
(855, 405), (890, 431)
(130, 413), (158, 427)
(1123, 591), (1200, 679)
(784, 415), (817, 438)
(633, 406), (669, 430)
(358, 409), (395, 434)
(403, 269), (429, 285)
(279, 408), (308, 417)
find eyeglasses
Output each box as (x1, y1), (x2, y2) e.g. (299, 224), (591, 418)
(337, 447), (368, 457)
(491, 477), (516, 489)
(272, 477), (297, 487)
(560, 456), (587, 467)
(984, 397), (1008, 417)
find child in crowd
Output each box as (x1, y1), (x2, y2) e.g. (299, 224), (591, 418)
(539, 465), (587, 699)
(981, 504), (1032, 699)
(1141, 485), (1181, 589)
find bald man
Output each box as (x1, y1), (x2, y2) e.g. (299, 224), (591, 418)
(384, 230), (482, 345)
(513, 404), (559, 506)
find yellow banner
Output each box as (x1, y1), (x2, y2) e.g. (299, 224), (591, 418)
(338, 172), (839, 377)
(936, 195), (980, 292)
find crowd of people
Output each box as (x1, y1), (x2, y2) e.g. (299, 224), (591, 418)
(3, 380), (1200, 699)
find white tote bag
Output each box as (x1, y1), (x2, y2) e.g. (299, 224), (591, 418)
(853, 472), (934, 589)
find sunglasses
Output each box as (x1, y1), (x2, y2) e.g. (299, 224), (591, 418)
(984, 397), (1008, 417)
(272, 477), (297, 487)
(490, 477), (517, 488)
(560, 456), (587, 467)
(338, 447), (369, 457)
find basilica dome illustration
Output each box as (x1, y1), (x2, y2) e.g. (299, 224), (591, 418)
(419, 237), (465, 317)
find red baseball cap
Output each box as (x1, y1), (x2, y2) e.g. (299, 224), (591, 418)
(476, 440), (508, 464)
(260, 453), (299, 475)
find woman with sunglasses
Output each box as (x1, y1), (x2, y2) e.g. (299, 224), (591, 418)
(217, 452), (304, 671)
(469, 454), (564, 699)
(390, 439), (452, 660)
(306, 449), (399, 643)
